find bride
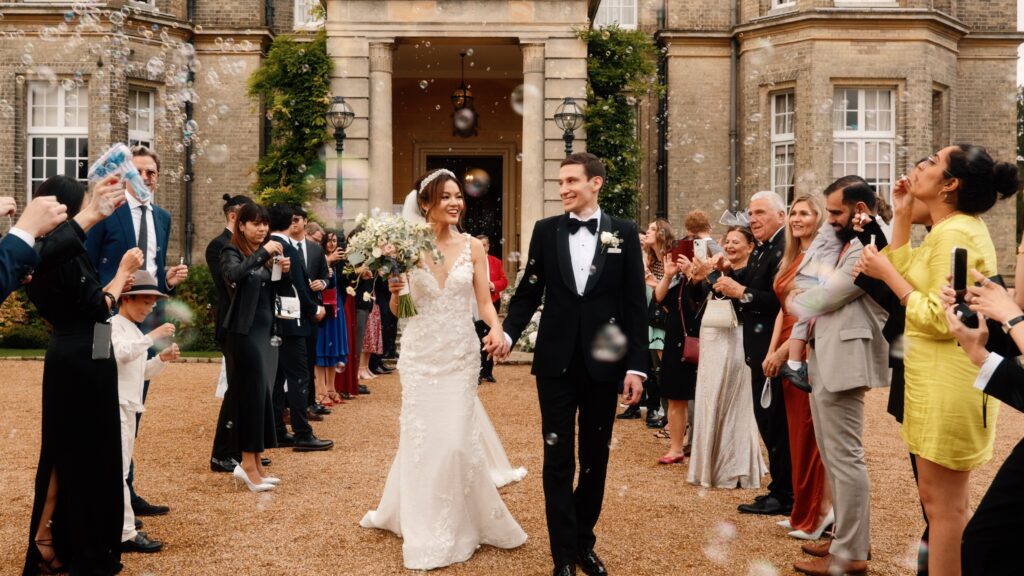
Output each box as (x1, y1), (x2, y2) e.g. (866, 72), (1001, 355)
(360, 169), (527, 570)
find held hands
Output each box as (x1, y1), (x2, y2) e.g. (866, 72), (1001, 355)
(482, 328), (510, 361)
(165, 264), (188, 288)
(159, 342), (181, 362)
(13, 196), (68, 238)
(622, 373), (644, 405)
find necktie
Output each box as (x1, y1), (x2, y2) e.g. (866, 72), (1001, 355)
(567, 218), (598, 235)
(295, 240), (306, 269)
(137, 204), (149, 270)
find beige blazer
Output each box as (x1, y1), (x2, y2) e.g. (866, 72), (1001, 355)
(791, 239), (890, 393)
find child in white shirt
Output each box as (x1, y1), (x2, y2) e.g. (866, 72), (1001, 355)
(112, 270), (179, 553)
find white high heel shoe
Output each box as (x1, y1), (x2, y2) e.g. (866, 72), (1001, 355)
(776, 518), (792, 529)
(233, 465), (275, 492)
(260, 476), (281, 485)
(788, 508), (835, 540)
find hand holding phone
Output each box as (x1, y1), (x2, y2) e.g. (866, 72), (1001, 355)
(670, 239), (694, 261)
(951, 247), (968, 304)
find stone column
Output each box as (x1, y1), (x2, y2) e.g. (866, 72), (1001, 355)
(369, 41), (395, 213)
(520, 42), (546, 255)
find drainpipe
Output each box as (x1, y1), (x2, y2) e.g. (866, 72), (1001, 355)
(655, 0), (668, 218)
(184, 0), (197, 264)
(728, 0), (739, 211)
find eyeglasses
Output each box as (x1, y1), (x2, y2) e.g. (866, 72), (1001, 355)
(917, 154), (954, 179)
(139, 169), (159, 179)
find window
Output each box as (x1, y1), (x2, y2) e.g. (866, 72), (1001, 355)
(27, 83), (89, 196)
(771, 0), (797, 9)
(128, 88), (155, 149)
(294, 0), (324, 29)
(593, 0), (637, 30)
(771, 92), (795, 204)
(832, 87), (895, 197)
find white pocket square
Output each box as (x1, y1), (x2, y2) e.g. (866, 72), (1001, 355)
(608, 248), (622, 254)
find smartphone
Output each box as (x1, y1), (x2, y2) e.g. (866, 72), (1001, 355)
(693, 238), (708, 261)
(670, 239), (694, 261)
(951, 247), (968, 303)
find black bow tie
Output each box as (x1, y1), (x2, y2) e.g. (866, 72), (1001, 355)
(567, 218), (598, 235)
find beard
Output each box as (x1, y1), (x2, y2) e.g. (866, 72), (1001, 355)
(834, 219), (857, 243)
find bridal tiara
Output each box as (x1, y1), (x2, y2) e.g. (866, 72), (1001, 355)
(419, 169), (456, 194)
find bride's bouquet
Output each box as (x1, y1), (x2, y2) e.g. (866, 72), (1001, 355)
(344, 213), (439, 318)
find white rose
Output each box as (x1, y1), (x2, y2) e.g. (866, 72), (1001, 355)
(346, 286), (356, 296)
(362, 292), (372, 302)
(527, 331), (538, 346)
(600, 231), (614, 243)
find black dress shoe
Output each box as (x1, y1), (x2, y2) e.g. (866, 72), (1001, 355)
(276, 432), (295, 446)
(131, 496), (169, 517)
(577, 549), (608, 576)
(210, 457), (239, 473)
(646, 416), (667, 429)
(293, 434), (334, 452)
(261, 457), (272, 467)
(737, 495), (792, 516)
(135, 518), (143, 530)
(481, 375), (496, 383)
(311, 403), (332, 415)
(616, 406), (641, 420)
(306, 409), (324, 422)
(371, 366), (394, 375)
(358, 384), (370, 394)
(121, 533), (163, 553)
(780, 363), (812, 392)
(553, 564), (577, 576)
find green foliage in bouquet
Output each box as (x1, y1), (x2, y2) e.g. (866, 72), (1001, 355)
(575, 24), (662, 222)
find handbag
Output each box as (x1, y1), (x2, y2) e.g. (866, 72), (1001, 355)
(275, 285), (301, 321)
(701, 294), (738, 329)
(678, 284), (699, 365)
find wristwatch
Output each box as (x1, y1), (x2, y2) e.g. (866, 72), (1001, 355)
(1002, 314), (1024, 334)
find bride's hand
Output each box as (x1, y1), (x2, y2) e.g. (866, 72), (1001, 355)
(483, 327), (509, 360)
(388, 273), (405, 296)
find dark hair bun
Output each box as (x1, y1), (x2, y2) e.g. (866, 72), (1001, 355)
(222, 193), (232, 202)
(991, 161), (1020, 201)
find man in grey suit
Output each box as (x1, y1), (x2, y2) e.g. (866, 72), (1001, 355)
(790, 178), (889, 576)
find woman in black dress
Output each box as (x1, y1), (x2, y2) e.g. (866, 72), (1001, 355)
(220, 203), (289, 491)
(23, 175), (140, 576)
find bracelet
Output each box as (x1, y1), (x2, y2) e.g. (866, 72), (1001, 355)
(103, 291), (117, 307)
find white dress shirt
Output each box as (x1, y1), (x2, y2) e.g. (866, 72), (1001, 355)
(7, 227), (35, 248)
(111, 314), (166, 412)
(125, 192), (158, 279)
(973, 352), (1003, 391)
(569, 209), (601, 295)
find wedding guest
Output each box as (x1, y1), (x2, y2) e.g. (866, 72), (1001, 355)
(112, 270), (180, 555)
(356, 272), (379, 382)
(23, 175), (136, 576)
(790, 177), (890, 576)
(315, 230), (349, 405)
(762, 193), (832, 539)
(369, 279), (396, 376)
(943, 270), (1024, 576)
(716, 191), (792, 516)
(334, 233), (362, 399)
(686, 226), (767, 488)
(475, 235), (507, 383)
(220, 203), (286, 492)
(683, 209), (724, 257)
(651, 232), (701, 466)
(84, 145), (186, 518)
(0, 196), (69, 301)
(305, 221), (324, 244)
(287, 207), (332, 418)
(856, 145), (1018, 576)
(206, 193), (254, 474)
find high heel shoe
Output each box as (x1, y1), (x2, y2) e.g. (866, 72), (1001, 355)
(260, 476), (281, 485)
(657, 453), (686, 465)
(777, 518), (793, 529)
(788, 508), (835, 540)
(34, 538), (65, 575)
(232, 465), (274, 492)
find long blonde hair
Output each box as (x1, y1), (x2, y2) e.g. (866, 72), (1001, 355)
(778, 193), (824, 276)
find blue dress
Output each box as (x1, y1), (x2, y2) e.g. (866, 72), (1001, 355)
(316, 282), (349, 367)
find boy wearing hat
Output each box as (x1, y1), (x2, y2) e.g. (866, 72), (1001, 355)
(112, 270), (180, 554)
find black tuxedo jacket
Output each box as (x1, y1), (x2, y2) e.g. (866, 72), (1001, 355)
(737, 228), (785, 367)
(205, 228), (232, 344)
(986, 356), (1024, 413)
(303, 239), (331, 301)
(274, 234), (320, 337)
(504, 211), (648, 382)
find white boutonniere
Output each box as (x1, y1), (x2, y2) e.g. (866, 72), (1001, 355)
(600, 231), (622, 253)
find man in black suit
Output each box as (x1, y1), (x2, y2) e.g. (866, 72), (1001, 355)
(206, 193), (254, 473)
(269, 204), (333, 452)
(490, 153), (647, 576)
(712, 190), (792, 516)
(287, 206), (333, 417)
(0, 195), (68, 301)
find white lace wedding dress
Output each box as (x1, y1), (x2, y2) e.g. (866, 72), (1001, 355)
(360, 235), (527, 570)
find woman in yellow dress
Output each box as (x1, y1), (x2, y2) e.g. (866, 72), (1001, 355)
(857, 144), (1019, 576)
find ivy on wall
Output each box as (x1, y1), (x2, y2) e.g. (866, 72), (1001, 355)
(247, 30), (332, 206)
(576, 24), (662, 221)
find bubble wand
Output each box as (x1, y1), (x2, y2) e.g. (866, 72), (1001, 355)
(88, 143), (152, 203)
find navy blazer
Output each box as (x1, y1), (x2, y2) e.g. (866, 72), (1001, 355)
(85, 201), (172, 292)
(0, 233), (39, 302)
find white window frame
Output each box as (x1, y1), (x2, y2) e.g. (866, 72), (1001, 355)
(26, 82), (89, 198)
(771, 91), (796, 204)
(832, 87), (896, 197)
(294, 0), (324, 30)
(592, 0), (637, 30)
(128, 87), (155, 150)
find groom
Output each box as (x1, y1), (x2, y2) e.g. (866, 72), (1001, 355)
(489, 152), (647, 576)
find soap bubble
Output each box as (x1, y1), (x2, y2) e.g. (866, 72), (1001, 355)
(463, 168), (490, 198)
(591, 324), (627, 362)
(527, 274), (538, 284)
(544, 433), (559, 445)
(692, 152), (706, 164)
(418, 79), (429, 90)
(510, 84), (525, 115)
(453, 108), (475, 131)
(207, 144), (230, 164)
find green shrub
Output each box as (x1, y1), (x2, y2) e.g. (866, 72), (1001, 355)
(171, 264), (220, 352)
(0, 289), (52, 349)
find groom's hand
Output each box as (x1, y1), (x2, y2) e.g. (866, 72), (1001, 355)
(482, 332), (509, 360)
(622, 373), (644, 405)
